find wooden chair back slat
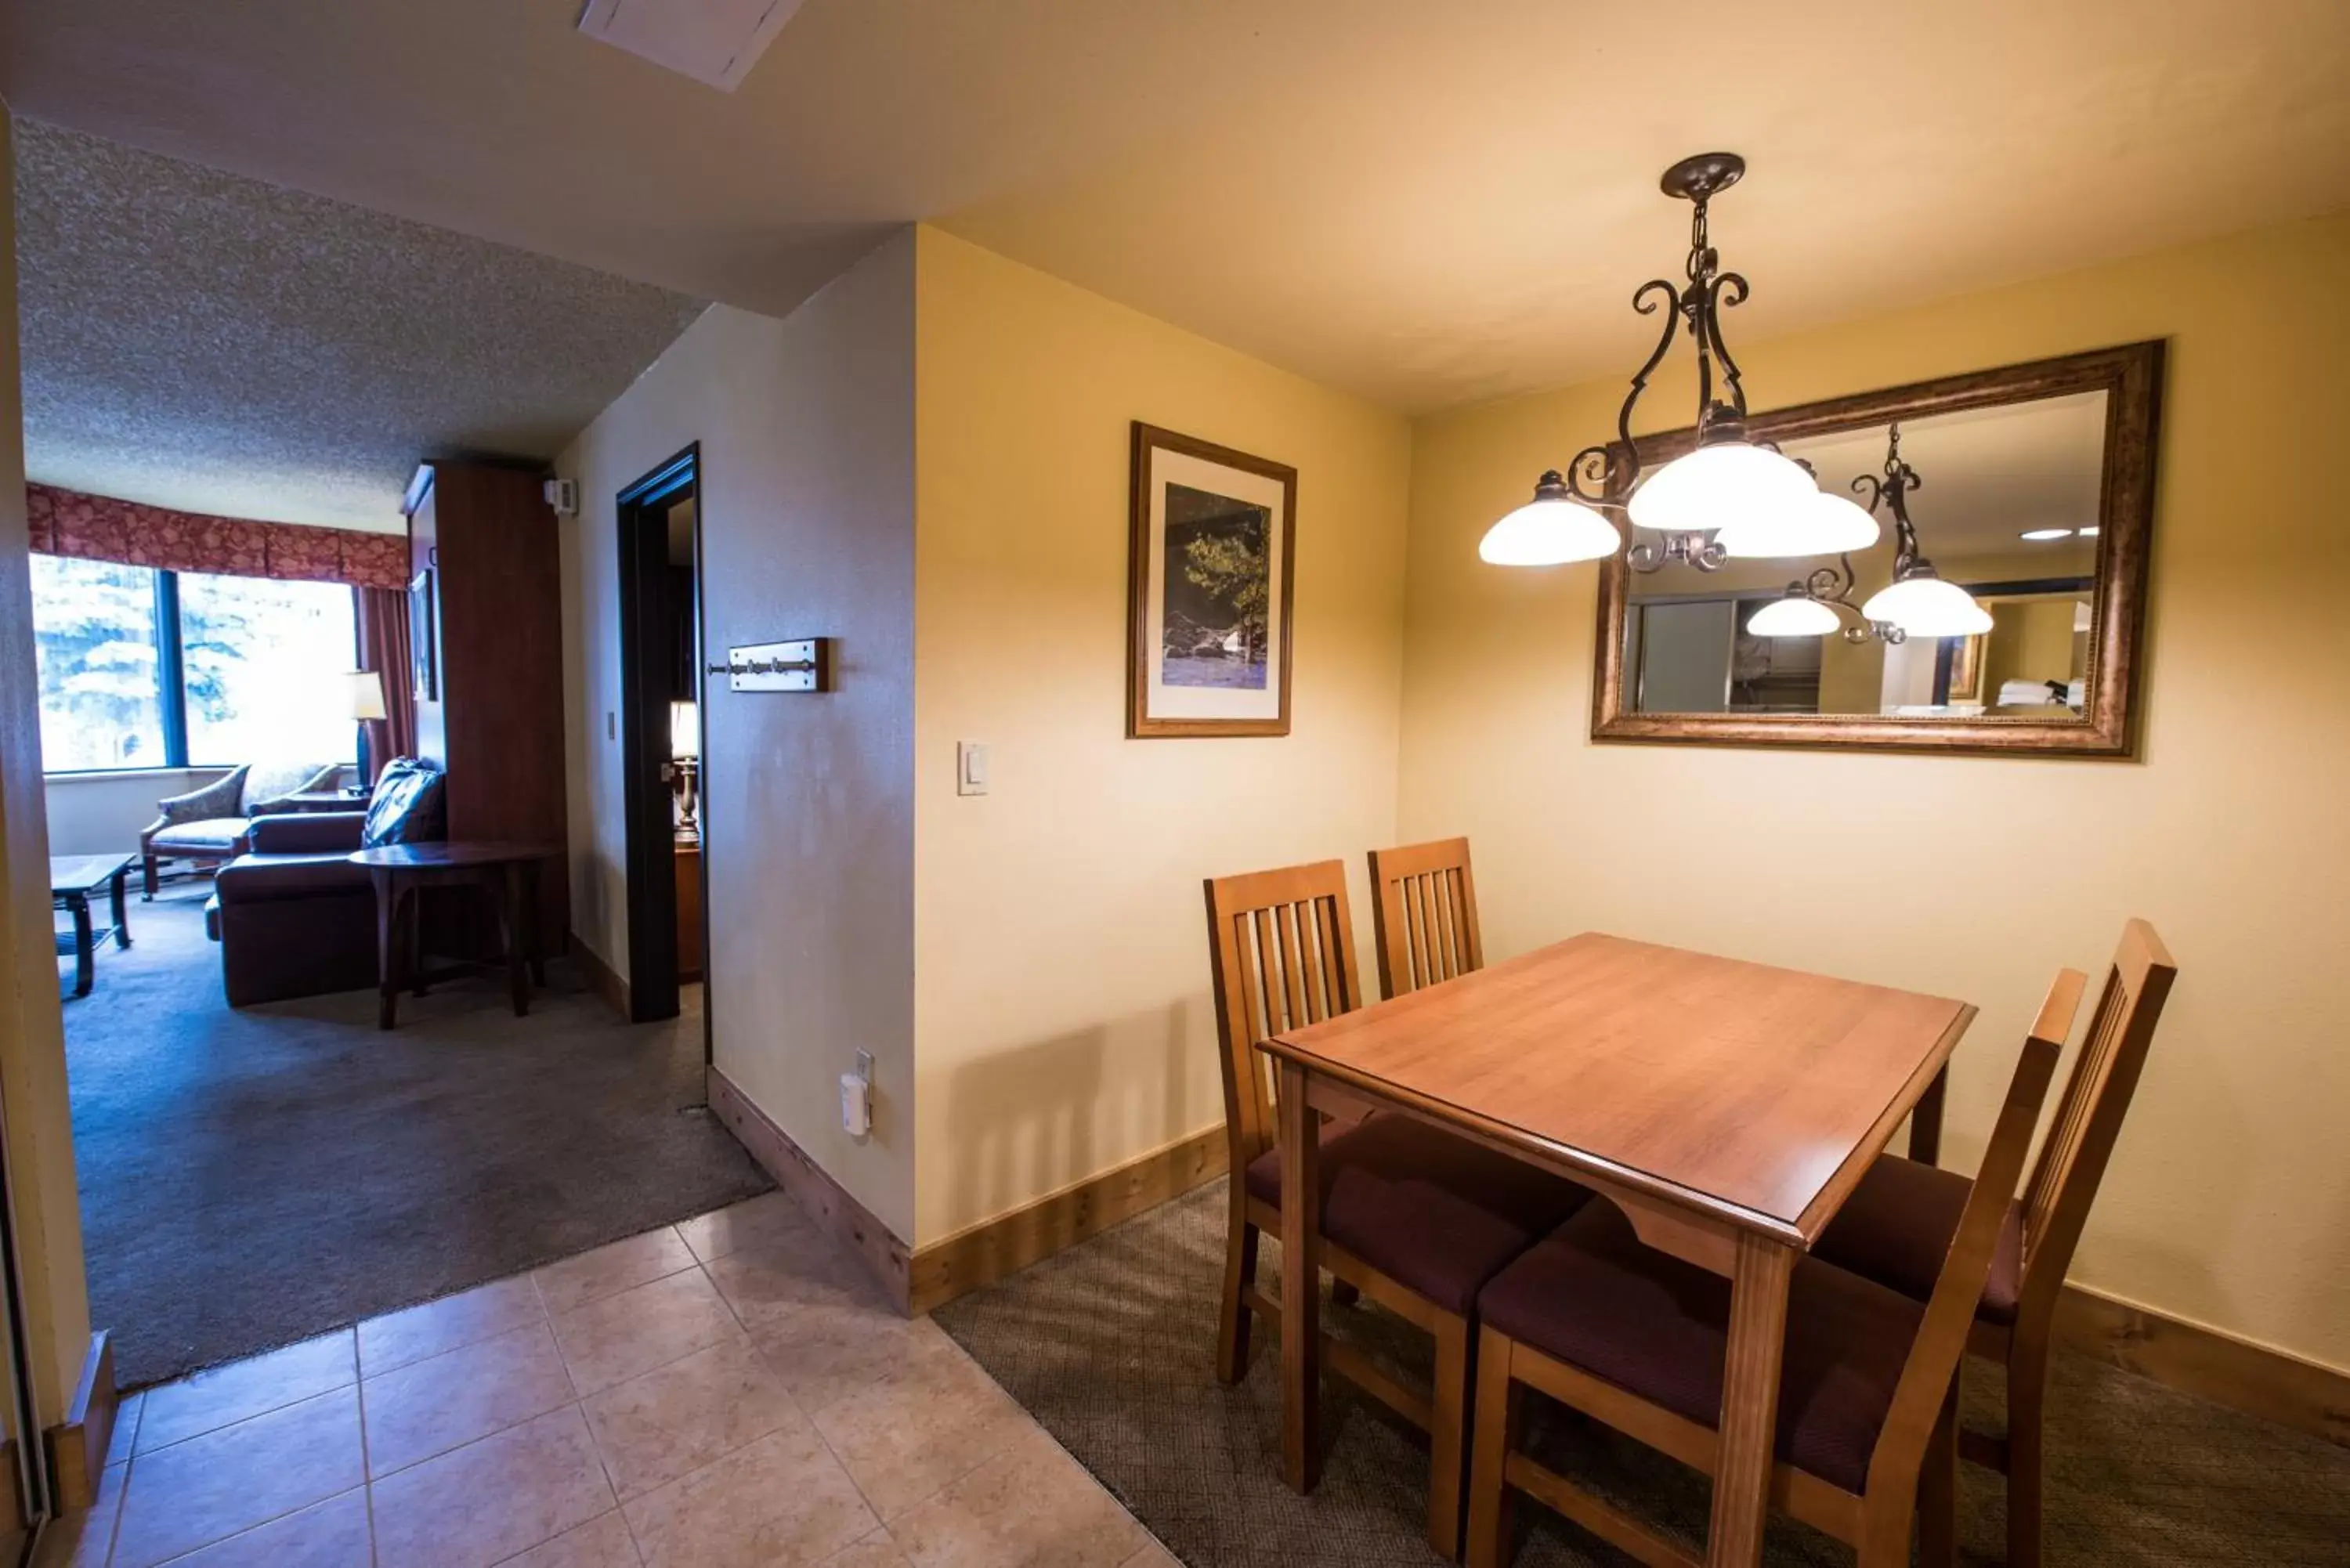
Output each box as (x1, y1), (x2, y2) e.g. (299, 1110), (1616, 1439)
(1865, 970), (2080, 1498)
(2016, 918), (2177, 1311)
(1370, 838), (1484, 999)
(1204, 862), (1364, 1167)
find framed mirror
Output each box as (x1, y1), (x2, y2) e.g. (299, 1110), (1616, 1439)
(1593, 341), (2163, 757)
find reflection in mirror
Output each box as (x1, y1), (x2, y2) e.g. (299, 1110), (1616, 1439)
(1623, 391), (2106, 720)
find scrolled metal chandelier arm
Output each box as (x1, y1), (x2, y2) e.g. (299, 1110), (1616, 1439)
(1480, 152), (1835, 578)
(1784, 555), (1906, 645)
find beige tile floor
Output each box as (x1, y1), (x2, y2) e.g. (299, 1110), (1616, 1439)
(39, 1193), (1180, 1568)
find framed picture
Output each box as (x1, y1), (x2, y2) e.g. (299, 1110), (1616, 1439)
(1126, 422), (1296, 738)
(409, 569), (438, 702)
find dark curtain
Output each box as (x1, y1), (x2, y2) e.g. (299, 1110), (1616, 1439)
(354, 586), (417, 780)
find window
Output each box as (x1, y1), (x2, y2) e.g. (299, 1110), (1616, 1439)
(29, 557), (168, 771)
(179, 574), (361, 766)
(29, 558), (358, 773)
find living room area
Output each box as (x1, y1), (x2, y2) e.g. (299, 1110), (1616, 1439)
(17, 117), (765, 1391)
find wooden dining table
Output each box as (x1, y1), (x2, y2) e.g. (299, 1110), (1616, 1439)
(1260, 931), (1973, 1568)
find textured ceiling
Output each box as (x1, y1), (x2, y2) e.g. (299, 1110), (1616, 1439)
(13, 121), (706, 531)
(2, 2), (2346, 415)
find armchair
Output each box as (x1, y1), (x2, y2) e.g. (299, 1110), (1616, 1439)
(208, 811), (377, 1006)
(139, 760), (347, 898)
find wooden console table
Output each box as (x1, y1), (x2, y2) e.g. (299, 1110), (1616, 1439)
(350, 842), (561, 1029)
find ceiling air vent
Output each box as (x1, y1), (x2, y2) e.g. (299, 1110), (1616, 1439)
(577, 0), (808, 92)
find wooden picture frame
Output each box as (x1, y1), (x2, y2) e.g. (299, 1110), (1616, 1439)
(1127, 422), (1297, 738)
(1592, 340), (2164, 757)
(409, 568), (438, 702)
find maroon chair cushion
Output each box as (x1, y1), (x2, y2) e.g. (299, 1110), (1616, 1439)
(1244, 1115), (1591, 1317)
(1479, 1201), (1923, 1494)
(1810, 1154), (2022, 1325)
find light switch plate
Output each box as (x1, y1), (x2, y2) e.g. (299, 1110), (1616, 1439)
(956, 741), (989, 797)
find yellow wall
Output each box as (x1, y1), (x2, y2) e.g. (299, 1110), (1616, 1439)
(0, 103), (95, 1427)
(1399, 213), (2350, 1371)
(911, 229), (1411, 1245)
(559, 235), (920, 1238)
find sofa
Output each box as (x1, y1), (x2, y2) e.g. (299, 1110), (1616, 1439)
(139, 759), (349, 898)
(207, 758), (447, 1006)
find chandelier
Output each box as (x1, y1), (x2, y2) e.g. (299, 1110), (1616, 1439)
(1478, 151), (1881, 573)
(1745, 424), (1994, 641)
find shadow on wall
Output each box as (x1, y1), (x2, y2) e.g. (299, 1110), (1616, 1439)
(939, 997), (1209, 1233)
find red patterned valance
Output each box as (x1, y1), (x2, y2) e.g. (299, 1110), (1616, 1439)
(25, 482), (410, 591)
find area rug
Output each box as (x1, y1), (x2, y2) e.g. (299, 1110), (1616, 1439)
(934, 1180), (2350, 1567)
(61, 888), (773, 1387)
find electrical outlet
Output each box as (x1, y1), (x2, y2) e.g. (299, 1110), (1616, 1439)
(855, 1050), (874, 1084)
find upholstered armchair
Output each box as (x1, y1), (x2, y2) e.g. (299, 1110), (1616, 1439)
(139, 760), (346, 898)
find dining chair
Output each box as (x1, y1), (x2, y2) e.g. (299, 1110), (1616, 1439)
(1367, 836), (1484, 999)
(1462, 970), (2079, 1568)
(1205, 860), (1591, 1559)
(1811, 918), (2178, 1568)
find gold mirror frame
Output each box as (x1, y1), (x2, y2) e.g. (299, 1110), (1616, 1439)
(1591, 340), (2164, 757)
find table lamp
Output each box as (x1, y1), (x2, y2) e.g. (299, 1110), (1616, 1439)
(343, 669), (389, 787)
(669, 699), (700, 839)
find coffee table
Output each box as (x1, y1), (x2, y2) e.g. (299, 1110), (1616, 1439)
(51, 854), (134, 998)
(349, 842), (562, 1029)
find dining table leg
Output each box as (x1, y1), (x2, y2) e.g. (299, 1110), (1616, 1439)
(1278, 1059), (1321, 1494)
(1708, 1232), (1794, 1567)
(1908, 1064), (1948, 1165)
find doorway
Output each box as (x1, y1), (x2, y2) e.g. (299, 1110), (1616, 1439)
(615, 446), (709, 1027)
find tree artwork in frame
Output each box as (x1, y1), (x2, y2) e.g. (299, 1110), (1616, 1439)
(1127, 423), (1297, 738)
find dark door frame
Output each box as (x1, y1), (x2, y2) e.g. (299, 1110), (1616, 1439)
(614, 444), (705, 1027)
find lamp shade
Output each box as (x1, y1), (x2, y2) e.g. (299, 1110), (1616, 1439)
(341, 669), (388, 722)
(1860, 573), (1994, 638)
(670, 699), (700, 760)
(1716, 488), (1882, 559)
(1477, 490), (1621, 566)
(1625, 442), (1817, 541)
(1744, 594), (1841, 638)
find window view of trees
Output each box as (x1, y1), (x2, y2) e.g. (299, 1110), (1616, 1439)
(30, 557), (357, 772)
(179, 573), (359, 767)
(29, 556), (165, 770)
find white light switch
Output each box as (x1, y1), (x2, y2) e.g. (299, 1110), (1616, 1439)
(956, 741), (989, 797)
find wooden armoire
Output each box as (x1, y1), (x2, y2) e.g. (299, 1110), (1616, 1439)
(403, 460), (569, 956)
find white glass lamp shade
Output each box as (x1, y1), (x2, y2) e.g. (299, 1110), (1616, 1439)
(340, 669), (388, 722)
(1477, 478), (1621, 566)
(1625, 442), (1817, 543)
(670, 699), (700, 760)
(1861, 573), (1994, 638)
(1744, 594), (1841, 638)
(1716, 487), (1881, 559)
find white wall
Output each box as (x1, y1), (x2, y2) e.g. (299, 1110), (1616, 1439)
(43, 768), (230, 857)
(557, 233), (919, 1240)
(909, 229), (1412, 1245)
(0, 101), (93, 1428)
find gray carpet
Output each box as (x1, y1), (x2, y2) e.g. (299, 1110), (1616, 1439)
(60, 886), (773, 1389)
(935, 1182), (2350, 1568)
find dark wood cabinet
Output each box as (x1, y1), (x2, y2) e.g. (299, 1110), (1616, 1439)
(674, 840), (702, 983)
(403, 461), (569, 957)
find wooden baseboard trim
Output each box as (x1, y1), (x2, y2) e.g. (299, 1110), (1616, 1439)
(573, 934), (628, 1021)
(2055, 1284), (2348, 1447)
(909, 1125), (1229, 1316)
(42, 1331), (116, 1510)
(705, 1066), (911, 1313)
